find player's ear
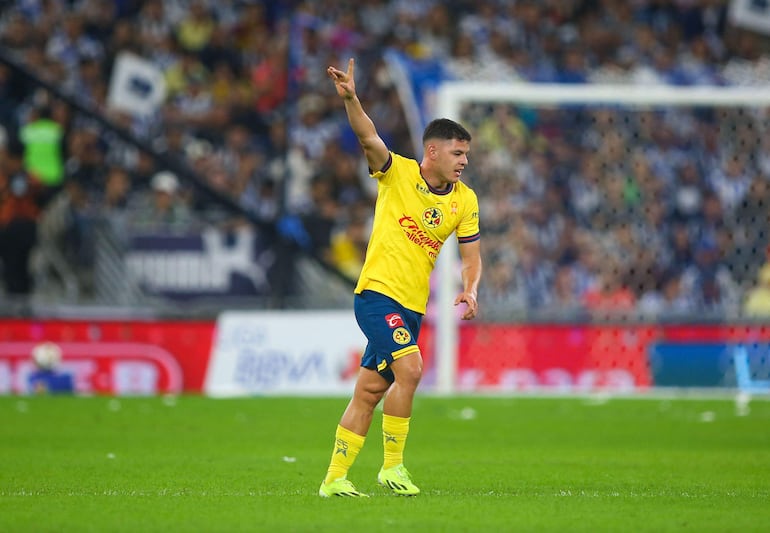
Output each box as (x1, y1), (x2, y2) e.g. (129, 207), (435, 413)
(426, 143), (437, 159)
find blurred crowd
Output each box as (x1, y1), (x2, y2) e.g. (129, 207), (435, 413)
(1, 0), (770, 319)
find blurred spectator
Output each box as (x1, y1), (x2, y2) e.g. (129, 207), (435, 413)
(445, 33), (479, 81)
(27, 342), (74, 395)
(329, 211), (369, 280)
(299, 175), (338, 260)
(680, 237), (740, 315)
(638, 267), (694, 319)
(129, 171), (193, 234)
(164, 48), (210, 100)
(582, 261), (637, 318)
(241, 176), (279, 224)
(744, 265), (770, 317)
(679, 35), (723, 85)
(512, 239), (556, 310)
(671, 161), (706, 222)
(136, 0), (171, 53)
(164, 64), (227, 137)
(0, 64), (21, 137)
(291, 94), (338, 161)
(557, 46), (589, 84)
(707, 153), (752, 213)
(478, 256), (519, 313)
(0, 144), (42, 295)
(175, 1), (215, 53)
(98, 165), (131, 235)
(232, 3), (270, 53)
(666, 221), (695, 271)
(250, 39), (289, 118)
(568, 153), (603, 227)
(45, 12), (103, 70)
(37, 173), (95, 274)
(733, 176), (770, 286)
(570, 230), (602, 298)
(545, 263), (584, 317)
(19, 104), (65, 191)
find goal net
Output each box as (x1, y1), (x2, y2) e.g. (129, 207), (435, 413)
(432, 82), (770, 393)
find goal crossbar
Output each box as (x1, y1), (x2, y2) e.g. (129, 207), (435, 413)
(437, 82), (770, 112)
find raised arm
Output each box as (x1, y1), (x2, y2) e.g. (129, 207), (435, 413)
(455, 240), (482, 320)
(327, 58), (390, 172)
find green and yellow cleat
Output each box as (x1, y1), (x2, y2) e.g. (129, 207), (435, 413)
(318, 477), (369, 498)
(377, 464), (420, 496)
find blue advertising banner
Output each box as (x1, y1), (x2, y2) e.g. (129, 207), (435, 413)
(650, 342), (770, 390)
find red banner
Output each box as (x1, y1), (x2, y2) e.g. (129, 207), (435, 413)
(419, 322), (770, 392)
(0, 320), (215, 395)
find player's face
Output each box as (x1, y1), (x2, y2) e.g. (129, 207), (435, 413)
(434, 139), (470, 187)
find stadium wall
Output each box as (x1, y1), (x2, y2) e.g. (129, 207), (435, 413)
(1, 316), (768, 396)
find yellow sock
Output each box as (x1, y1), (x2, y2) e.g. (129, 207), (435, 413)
(382, 414), (410, 469)
(324, 425), (365, 484)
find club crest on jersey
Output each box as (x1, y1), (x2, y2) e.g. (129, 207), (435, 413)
(392, 327), (411, 345)
(385, 313), (404, 328)
(422, 207), (443, 228)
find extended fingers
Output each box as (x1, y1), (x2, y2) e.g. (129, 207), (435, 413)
(327, 66), (344, 79)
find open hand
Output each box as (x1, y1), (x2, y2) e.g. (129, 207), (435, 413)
(327, 58), (356, 100)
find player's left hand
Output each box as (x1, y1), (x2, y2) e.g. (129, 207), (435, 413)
(455, 292), (478, 320)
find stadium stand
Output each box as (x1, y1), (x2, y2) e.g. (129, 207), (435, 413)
(1, 0), (769, 320)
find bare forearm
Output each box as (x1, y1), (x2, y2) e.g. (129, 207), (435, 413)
(344, 96), (378, 146)
(461, 259), (482, 297)
(343, 95), (388, 170)
(456, 244), (482, 320)
(329, 59), (388, 170)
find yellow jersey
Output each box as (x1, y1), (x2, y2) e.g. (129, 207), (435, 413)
(354, 152), (480, 314)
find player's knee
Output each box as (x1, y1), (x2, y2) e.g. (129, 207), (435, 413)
(357, 382), (387, 407)
(393, 355), (422, 388)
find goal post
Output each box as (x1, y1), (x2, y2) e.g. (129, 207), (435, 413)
(433, 81), (770, 394)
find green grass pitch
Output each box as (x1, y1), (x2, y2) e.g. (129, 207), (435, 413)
(2, 394), (769, 532)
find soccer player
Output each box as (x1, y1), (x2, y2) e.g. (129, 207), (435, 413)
(319, 58), (482, 497)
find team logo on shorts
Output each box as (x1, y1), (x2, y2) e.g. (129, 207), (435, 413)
(392, 327), (411, 345)
(385, 313), (404, 328)
(422, 207), (443, 228)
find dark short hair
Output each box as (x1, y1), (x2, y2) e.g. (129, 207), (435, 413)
(422, 118), (471, 144)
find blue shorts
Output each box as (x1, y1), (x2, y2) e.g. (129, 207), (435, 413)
(354, 290), (423, 383)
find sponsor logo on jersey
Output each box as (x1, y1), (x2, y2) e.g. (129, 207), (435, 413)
(392, 327), (411, 345)
(399, 215), (441, 258)
(422, 207), (443, 228)
(385, 313), (404, 328)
